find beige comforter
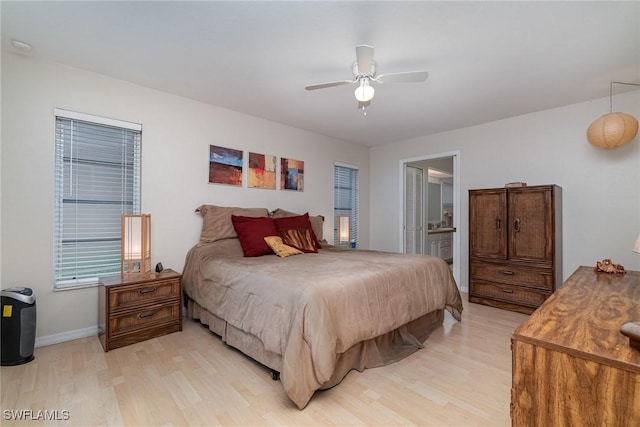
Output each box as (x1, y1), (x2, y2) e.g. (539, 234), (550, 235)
(182, 240), (463, 409)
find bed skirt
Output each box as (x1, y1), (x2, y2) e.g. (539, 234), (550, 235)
(187, 297), (445, 393)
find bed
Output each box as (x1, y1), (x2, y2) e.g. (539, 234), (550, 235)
(182, 205), (463, 409)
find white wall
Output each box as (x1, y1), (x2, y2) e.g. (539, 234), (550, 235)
(0, 52), (370, 341)
(370, 91), (640, 291)
(3, 48), (638, 343)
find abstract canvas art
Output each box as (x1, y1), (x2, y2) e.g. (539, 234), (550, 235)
(209, 145), (243, 186)
(248, 152), (276, 189)
(281, 157), (304, 191)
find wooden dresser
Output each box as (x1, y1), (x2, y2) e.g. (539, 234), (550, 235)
(469, 185), (562, 314)
(98, 270), (182, 351)
(511, 266), (640, 426)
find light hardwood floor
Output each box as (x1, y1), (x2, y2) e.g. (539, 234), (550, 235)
(1, 295), (528, 426)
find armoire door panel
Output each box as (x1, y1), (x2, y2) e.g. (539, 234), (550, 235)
(508, 187), (553, 262)
(469, 189), (507, 259)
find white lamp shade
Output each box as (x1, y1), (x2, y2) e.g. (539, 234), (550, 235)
(634, 233), (640, 253)
(338, 216), (350, 243)
(587, 112), (639, 149)
(123, 219), (143, 259)
(354, 79), (375, 102)
(122, 214), (151, 274)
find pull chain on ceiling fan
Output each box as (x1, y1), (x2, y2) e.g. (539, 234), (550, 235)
(305, 45), (429, 110)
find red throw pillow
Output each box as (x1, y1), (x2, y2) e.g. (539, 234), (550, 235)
(231, 215), (279, 257)
(273, 213), (321, 249)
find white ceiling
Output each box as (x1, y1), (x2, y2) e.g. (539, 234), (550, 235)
(2, 1), (639, 147)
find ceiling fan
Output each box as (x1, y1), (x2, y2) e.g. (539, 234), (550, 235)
(305, 45), (429, 110)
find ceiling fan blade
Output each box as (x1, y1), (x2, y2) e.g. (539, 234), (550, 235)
(305, 80), (353, 91)
(355, 45), (374, 75)
(377, 71), (429, 83)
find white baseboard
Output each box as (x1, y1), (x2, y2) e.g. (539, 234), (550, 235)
(35, 326), (99, 348)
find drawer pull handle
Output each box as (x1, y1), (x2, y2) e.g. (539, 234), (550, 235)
(502, 288), (514, 293)
(139, 287), (157, 295)
(138, 310), (156, 319)
(495, 218), (502, 230)
(501, 270), (515, 275)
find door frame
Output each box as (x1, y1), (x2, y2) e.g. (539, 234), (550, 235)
(398, 150), (461, 287)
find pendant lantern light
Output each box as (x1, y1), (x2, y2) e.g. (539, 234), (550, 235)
(586, 82), (640, 149)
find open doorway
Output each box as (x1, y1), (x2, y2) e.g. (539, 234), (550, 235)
(399, 151), (460, 286)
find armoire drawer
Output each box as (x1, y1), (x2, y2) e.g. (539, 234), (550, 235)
(470, 280), (550, 308)
(470, 262), (553, 291)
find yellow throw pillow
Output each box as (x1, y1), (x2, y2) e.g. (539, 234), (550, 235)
(264, 236), (303, 258)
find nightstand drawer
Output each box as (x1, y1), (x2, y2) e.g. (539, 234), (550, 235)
(470, 262), (553, 290)
(470, 280), (550, 308)
(108, 278), (180, 312)
(109, 302), (181, 336)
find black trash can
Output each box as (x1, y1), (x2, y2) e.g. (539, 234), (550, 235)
(1, 287), (36, 366)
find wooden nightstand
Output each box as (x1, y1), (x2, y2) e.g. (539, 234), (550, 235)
(98, 269), (182, 351)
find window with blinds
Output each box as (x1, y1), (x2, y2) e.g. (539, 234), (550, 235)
(54, 109), (141, 288)
(333, 164), (359, 247)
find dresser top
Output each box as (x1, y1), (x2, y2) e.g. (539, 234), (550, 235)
(99, 269), (181, 287)
(513, 266), (640, 372)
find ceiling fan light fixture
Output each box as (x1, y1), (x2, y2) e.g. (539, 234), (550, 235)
(305, 45), (428, 110)
(354, 79), (375, 102)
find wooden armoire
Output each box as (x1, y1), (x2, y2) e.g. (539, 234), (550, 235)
(468, 185), (562, 314)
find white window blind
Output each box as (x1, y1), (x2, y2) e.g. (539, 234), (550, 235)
(54, 110), (141, 288)
(333, 164), (359, 246)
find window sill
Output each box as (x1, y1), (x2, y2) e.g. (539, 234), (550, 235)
(54, 282), (100, 292)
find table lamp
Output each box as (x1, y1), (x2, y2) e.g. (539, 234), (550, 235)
(337, 216), (350, 248)
(121, 214), (151, 275)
